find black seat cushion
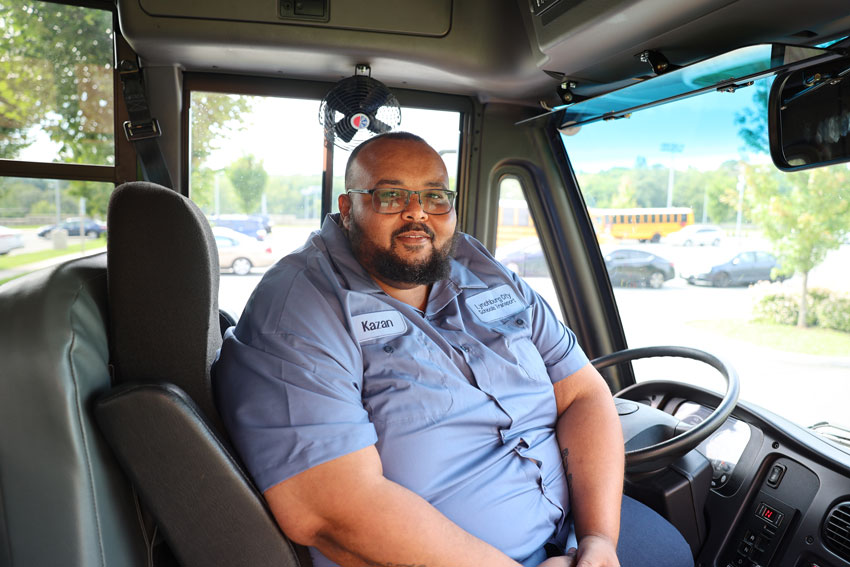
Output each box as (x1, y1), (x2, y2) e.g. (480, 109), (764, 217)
(0, 253), (147, 566)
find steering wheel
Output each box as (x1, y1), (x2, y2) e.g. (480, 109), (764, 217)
(591, 346), (740, 474)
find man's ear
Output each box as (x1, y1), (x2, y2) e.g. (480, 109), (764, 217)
(338, 193), (352, 229)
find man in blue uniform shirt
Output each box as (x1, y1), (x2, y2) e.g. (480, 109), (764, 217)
(213, 132), (693, 567)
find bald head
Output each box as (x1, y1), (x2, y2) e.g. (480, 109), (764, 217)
(344, 132), (432, 189)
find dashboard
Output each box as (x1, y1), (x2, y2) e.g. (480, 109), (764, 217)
(673, 401), (752, 490)
(619, 382), (850, 567)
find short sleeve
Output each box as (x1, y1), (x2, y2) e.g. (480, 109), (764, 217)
(512, 273), (590, 384)
(212, 271), (377, 493)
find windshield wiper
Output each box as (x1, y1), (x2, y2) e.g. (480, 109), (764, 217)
(810, 421), (850, 448)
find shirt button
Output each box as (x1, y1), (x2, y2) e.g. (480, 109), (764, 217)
(460, 344), (471, 353)
(515, 318), (525, 326)
(383, 345), (394, 353)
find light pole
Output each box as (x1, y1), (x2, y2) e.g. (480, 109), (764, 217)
(660, 143), (684, 207)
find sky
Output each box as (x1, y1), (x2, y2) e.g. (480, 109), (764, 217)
(561, 79), (773, 173)
(204, 97), (462, 178)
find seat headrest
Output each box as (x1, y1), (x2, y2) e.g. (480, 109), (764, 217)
(107, 181), (222, 426)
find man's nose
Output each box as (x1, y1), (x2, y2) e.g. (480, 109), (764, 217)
(401, 192), (428, 220)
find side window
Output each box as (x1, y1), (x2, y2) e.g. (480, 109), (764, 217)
(494, 175), (563, 321)
(0, 2), (118, 286)
(187, 91), (461, 318)
(188, 93), (326, 317)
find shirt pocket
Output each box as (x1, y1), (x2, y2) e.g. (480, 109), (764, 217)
(491, 306), (550, 383)
(360, 334), (454, 425)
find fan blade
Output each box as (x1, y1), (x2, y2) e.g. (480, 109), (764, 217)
(360, 83), (391, 115)
(325, 78), (364, 117)
(368, 117), (394, 135)
(334, 116), (358, 143)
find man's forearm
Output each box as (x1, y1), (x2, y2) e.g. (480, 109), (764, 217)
(308, 476), (521, 567)
(264, 446), (521, 567)
(555, 375), (624, 545)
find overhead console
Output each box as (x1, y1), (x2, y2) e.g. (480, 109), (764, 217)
(136, 0), (451, 36)
(519, 0), (850, 100)
(116, 0), (544, 100)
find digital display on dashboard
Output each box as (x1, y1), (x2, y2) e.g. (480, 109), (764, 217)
(674, 402), (752, 488)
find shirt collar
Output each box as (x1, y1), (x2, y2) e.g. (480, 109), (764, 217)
(319, 213), (383, 294)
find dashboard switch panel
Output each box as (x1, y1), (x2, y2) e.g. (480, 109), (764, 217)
(767, 463), (786, 487)
(724, 491), (795, 567)
(756, 502), (784, 527)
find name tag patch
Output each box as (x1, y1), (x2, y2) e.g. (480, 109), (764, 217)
(351, 310), (407, 343)
(466, 285), (525, 323)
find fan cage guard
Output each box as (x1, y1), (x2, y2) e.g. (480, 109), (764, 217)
(319, 75), (402, 151)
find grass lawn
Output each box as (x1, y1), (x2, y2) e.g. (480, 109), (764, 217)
(688, 319), (850, 357)
(0, 244), (106, 287)
(0, 247), (95, 270)
(0, 273), (25, 287)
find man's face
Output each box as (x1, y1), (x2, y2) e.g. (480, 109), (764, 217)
(340, 138), (457, 288)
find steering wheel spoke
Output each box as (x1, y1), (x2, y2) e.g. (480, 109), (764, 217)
(592, 346), (739, 473)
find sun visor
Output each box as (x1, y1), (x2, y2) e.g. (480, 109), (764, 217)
(519, 44), (842, 129)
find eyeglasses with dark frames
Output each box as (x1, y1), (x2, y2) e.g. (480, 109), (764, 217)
(347, 188), (456, 215)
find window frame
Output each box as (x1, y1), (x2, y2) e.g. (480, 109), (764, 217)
(181, 73), (472, 222)
(0, 1), (138, 187)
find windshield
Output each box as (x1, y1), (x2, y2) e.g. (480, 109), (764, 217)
(561, 75), (850, 439)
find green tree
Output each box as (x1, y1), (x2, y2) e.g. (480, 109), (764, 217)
(190, 93), (253, 209)
(1, 1), (114, 164)
(227, 155), (267, 214)
(745, 164), (850, 326)
(703, 161), (740, 223)
(736, 77), (850, 326)
(734, 81), (770, 155)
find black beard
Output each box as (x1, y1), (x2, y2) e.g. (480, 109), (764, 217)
(347, 217), (458, 286)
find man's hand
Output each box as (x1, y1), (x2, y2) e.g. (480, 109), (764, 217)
(573, 534), (619, 567)
(536, 547), (577, 567)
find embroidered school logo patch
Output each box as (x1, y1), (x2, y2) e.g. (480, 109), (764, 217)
(351, 310), (407, 343)
(466, 284), (525, 323)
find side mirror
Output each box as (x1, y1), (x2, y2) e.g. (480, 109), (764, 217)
(769, 54), (850, 171)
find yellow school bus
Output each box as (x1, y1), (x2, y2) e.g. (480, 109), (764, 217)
(496, 199), (537, 250)
(498, 202), (693, 247)
(588, 207), (694, 243)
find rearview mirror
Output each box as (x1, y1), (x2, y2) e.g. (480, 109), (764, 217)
(769, 55), (850, 171)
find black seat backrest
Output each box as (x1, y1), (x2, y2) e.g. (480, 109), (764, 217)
(106, 181), (223, 429)
(0, 253), (148, 566)
(97, 181), (305, 567)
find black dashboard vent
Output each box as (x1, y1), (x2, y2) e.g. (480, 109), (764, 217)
(824, 501), (850, 562)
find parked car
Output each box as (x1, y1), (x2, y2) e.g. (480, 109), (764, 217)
(604, 249), (675, 289)
(665, 224), (724, 246)
(500, 241), (675, 289)
(496, 238), (550, 278)
(213, 226), (276, 275)
(681, 250), (782, 287)
(0, 225), (25, 255)
(209, 214), (268, 240)
(37, 218), (108, 238)
(253, 213), (273, 234)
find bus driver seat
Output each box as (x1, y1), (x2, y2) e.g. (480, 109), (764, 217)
(94, 181), (307, 567)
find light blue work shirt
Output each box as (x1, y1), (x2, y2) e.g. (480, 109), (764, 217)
(213, 214), (589, 567)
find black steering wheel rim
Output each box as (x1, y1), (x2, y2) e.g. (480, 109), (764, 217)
(591, 345), (740, 470)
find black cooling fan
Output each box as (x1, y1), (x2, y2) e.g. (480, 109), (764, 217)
(319, 65), (402, 150)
